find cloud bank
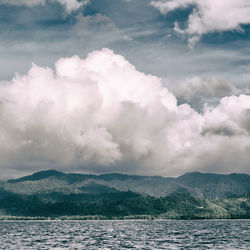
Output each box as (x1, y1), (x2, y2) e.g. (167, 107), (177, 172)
(151, 0), (250, 47)
(0, 0), (88, 13)
(0, 49), (250, 176)
(174, 76), (239, 109)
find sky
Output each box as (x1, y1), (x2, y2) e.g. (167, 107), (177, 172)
(1, 0), (250, 178)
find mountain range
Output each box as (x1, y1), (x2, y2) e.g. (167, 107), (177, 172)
(0, 170), (249, 220)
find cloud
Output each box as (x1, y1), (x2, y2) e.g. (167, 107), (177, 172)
(0, 0), (88, 13)
(151, 0), (250, 47)
(0, 0), (248, 87)
(0, 0), (45, 7)
(54, 0), (88, 13)
(174, 76), (238, 109)
(0, 49), (250, 176)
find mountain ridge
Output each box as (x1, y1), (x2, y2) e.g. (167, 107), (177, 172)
(1, 170), (249, 220)
(5, 170), (250, 199)
(8, 169), (250, 183)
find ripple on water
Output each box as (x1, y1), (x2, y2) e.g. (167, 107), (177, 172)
(0, 220), (249, 249)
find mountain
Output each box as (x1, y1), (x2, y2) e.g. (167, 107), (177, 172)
(7, 170), (65, 183)
(0, 170), (249, 219)
(6, 170), (250, 199)
(176, 172), (250, 199)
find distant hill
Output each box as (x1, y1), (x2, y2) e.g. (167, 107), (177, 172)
(0, 170), (249, 219)
(6, 170), (250, 199)
(176, 172), (250, 199)
(7, 170), (65, 183)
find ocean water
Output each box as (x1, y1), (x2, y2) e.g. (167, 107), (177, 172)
(0, 220), (249, 249)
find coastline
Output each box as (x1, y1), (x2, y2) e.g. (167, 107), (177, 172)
(1, 215), (249, 221)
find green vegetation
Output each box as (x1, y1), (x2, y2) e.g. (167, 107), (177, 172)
(0, 170), (249, 220)
(0, 191), (249, 220)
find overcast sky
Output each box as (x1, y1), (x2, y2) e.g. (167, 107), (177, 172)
(1, 0), (250, 178)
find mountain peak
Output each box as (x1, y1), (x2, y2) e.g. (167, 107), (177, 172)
(7, 169), (65, 183)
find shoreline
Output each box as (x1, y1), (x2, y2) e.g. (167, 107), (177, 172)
(0, 216), (249, 221)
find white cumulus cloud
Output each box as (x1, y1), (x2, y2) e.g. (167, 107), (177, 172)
(151, 0), (250, 47)
(0, 0), (88, 13)
(0, 49), (250, 176)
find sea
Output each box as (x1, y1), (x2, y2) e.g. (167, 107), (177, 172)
(0, 220), (249, 249)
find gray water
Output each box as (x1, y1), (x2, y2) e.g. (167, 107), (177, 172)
(0, 220), (249, 249)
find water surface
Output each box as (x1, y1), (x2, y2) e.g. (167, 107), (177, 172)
(0, 220), (249, 249)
